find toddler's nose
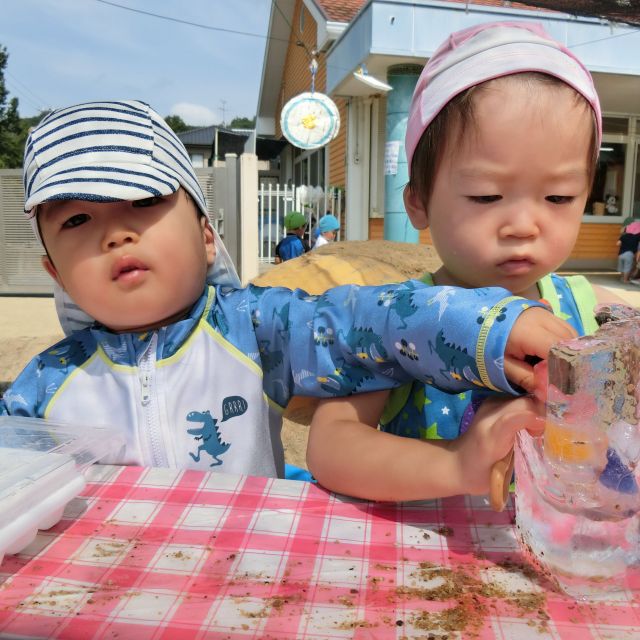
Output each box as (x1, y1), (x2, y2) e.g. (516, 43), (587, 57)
(103, 228), (139, 250)
(501, 206), (539, 238)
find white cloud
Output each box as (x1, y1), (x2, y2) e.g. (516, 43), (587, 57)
(170, 102), (218, 126)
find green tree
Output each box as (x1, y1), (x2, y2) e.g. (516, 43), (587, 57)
(165, 114), (191, 133)
(229, 116), (255, 129)
(0, 45), (23, 168)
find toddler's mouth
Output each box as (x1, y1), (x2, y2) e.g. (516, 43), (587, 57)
(112, 257), (149, 281)
(498, 257), (534, 275)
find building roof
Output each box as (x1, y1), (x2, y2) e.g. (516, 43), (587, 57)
(314, 0), (555, 23)
(178, 126), (217, 146)
(315, 0), (640, 26)
(315, 0), (364, 23)
(519, 1), (640, 27)
(178, 126), (286, 161)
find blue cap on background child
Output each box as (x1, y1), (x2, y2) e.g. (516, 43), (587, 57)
(23, 99), (241, 334)
(318, 214), (340, 233)
(405, 21), (602, 170)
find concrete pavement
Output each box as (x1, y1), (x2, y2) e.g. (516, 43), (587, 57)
(580, 272), (640, 307)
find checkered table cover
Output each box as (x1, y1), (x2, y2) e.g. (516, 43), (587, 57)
(1, 465), (640, 639)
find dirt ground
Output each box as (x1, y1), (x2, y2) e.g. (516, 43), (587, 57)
(2, 240), (640, 471)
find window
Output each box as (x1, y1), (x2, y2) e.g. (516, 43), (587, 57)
(585, 117), (630, 218)
(292, 147), (325, 187)
(602, 117), (629, 135)
(587, 143), (626, 216)
(190, 153), (204, 168)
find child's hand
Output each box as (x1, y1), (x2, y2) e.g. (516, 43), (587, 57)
(453, 396), (544, 495)
(504, 307), (576, 392)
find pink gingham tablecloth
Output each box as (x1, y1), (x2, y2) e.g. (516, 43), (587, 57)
(1, 464), (640, 639)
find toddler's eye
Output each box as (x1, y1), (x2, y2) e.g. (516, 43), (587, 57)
(133, 196), (163, 208)
(468, 195), (502, 204)
(62, 213), (90, 229)
(546, 195), (574, 204)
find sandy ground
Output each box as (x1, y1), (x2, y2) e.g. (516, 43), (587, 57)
(2, 242), (640, 470)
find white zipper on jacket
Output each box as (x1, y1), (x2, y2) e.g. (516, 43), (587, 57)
(137, 332), (167, 467)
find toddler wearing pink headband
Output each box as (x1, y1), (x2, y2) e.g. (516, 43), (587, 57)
(405, 20), (602, 170)
(304, 20), (626, 508)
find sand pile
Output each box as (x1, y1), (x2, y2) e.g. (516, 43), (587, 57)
(253, 240), (442, 291)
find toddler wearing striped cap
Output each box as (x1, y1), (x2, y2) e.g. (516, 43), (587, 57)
(2, 99), (570, 479)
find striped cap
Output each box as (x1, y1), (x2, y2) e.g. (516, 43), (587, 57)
(24, 99), (207, 216)
(23, 99), (241, 335)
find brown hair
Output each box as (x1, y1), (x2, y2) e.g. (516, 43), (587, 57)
(407, 72), (599, 212)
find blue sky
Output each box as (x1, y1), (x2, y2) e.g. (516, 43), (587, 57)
(2, 0), (273, 125)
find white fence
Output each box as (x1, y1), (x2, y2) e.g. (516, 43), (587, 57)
(258, 184), (343, 263)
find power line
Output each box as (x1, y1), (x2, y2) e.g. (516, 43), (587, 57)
(568, 25), (640, 49)
(5, 70), (50, 112)
(270, 0), (315, 61)
(4, 78), (43, 113)
(94, 0), (288, 43)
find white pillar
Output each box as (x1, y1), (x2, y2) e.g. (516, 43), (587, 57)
(239, 153), (259, 284)
(345, 98), (371, 241)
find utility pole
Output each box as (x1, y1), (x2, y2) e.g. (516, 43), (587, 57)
(219, 100), (227, 127)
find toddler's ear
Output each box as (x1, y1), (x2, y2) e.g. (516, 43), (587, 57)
(202, 218), (216, 266)
(41, 256), (63, 287)
(403, 185), (429, 229)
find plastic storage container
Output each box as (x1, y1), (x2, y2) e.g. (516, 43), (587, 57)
(0, 416), (125, 565)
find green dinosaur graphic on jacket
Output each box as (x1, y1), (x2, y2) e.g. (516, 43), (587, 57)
(337, 326), (388, 363)
(258, 339), (284, 373)
(430, 329), (482, 386)
(316, 357), (375, 395)
(378, 284), (419, 329)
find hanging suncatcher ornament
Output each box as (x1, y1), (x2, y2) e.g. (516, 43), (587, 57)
(280, 57), (340, 150)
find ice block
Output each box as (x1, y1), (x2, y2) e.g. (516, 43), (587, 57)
(515, 305), (640, 599)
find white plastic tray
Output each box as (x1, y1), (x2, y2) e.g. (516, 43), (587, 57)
(0, 417), (124, 564)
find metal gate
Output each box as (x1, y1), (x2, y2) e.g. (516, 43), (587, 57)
(258, 184), (343, 263)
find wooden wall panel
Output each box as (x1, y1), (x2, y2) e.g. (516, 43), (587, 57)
(369, 218), (433, 243)
(571, 223), (620, 259)
(328, 99), (347, 187)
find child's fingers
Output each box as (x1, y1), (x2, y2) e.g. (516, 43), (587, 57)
(504, 309), (576, 390)
(507, 307), (576, 362)
(519, 315), (576, 360)
(503, 356), (537, 392)
(492, 398), (545, 440)
(532, 360), (548, 403)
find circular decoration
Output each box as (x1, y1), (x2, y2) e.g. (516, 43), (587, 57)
(280, 92), (340, 150)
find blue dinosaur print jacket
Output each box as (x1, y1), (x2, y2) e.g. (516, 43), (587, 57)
(0, 282), (543, 477)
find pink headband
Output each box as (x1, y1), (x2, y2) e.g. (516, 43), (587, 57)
(405, 21), (602, 170)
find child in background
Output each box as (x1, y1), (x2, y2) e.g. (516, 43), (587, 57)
(0, 99), (571, 479)
(307, 21), (627, 501)
(313, 214), (340, 249)
(274, 211), (309, 262)
(617, 223), (640, 283)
